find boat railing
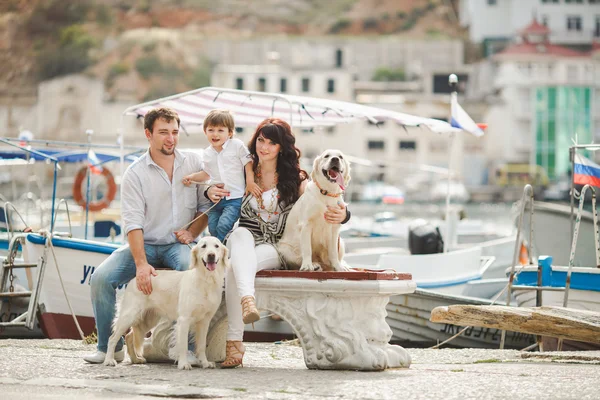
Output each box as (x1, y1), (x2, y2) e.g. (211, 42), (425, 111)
(2, 202), (30, 243)
(50, 198), (73, 239)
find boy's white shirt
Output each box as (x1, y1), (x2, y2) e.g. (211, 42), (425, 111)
(202, 137), (251, 199)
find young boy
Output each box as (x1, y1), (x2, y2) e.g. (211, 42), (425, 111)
(183, 109), (261, 242)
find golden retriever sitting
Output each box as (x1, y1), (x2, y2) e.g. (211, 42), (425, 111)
(278, 149), (351, 272)
(103, 237), (229, 370)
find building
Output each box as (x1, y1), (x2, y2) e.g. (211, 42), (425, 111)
(468, 19), (600, 180)
(460, 0), (600, 55)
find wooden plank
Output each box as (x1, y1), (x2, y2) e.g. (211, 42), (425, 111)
(255, 269), (412, 281)
(430, 305), (600, 344)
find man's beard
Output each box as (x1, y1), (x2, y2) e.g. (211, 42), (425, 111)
(160, 146), (174, 155)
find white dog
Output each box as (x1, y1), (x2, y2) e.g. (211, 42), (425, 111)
(103, 236), (229, 370)
(278, 149), (351, 272)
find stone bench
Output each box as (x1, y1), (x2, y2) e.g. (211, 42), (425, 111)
(144, 270), (416, 371)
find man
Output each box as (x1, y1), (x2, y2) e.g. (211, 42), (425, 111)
(84, 107), (210, 364)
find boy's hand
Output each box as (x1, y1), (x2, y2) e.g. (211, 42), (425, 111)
(182, 175), (193, 187)
(246, 181), (262, 198)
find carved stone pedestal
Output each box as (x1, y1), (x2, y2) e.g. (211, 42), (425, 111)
(253, 276), (415, 371)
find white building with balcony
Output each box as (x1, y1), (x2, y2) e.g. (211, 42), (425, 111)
(468, 19), (600, 179)
(460, 0), (600, 53)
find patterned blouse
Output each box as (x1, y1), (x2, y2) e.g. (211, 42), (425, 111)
(225, 190), (294, 269)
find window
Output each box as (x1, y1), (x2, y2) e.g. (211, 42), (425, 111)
(567, 16), (583, 31)
(301, 78), (310, 92)
(326, 126), (336, 134)
(258, 77), (266, 92)
(487, 0), (496, 5)
(595, 16), (600, 37)
(235, 127), (244, 134)
(368, 140), (385, 150)
(399, 140), (416, 150)
(327, 79), (335, 93)
(335, 49), (343, 68)
(280, 78), (287, 93)
(566, 0), (584, 3)
(235, 77), (244, 90)
(541, 15), (548, 26)
(542, 0), (559, 3)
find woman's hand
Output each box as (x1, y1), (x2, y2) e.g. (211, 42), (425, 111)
(245, 181), (262, 198)
(207, 183), (230, 203)
(324, 201), (347, 224)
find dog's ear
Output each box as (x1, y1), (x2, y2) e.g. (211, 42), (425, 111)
(343, 158), (351, 187)
(221, 244), (231, 270)
(190, 246), (199, 270)
(311, 155), (321, 182)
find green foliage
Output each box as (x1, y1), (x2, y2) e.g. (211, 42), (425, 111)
(135, 55), (163, 79)
(372, 67), (406, 82)
(363, 18), (378, 30)
(396, 11), (407, 19)
(187, 65), (211, 89)
(142, 42), (157, 53)
(106, 62), (130, 87)
(329, 18), (351, 34)
(36, 24), (96, 80)
(37, 46), (93, 80)
(26, 0), (91, 37)
(143, 81), (177, 101)
(95, 4), (113, 26)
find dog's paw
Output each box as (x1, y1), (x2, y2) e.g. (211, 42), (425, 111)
(177, 361), (193, 370)
(199, 360), (215, 369)
(130, 356), (146, 364)
(333, 262), (350, 272)
(103, 359), (118, 367)
(300, 262), (321, 272)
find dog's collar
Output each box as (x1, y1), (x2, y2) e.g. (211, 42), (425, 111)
(314, 179), (343, 198)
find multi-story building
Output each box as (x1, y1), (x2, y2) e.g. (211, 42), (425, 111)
(460, 0), (600, 54)
(469, 19), (600, 180)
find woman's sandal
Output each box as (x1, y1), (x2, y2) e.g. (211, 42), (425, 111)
(221, 340), (245, 368)
(241, 295), (260, 325)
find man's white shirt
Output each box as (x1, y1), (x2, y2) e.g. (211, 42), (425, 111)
(202, 138), (251, 199)
(121, 149), (211, 245)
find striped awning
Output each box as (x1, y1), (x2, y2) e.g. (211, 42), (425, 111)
(123, 87), (457, 133)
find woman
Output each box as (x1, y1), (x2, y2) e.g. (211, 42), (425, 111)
(206, 118), (349, 368)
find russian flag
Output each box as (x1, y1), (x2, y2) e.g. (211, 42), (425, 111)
(87, 150), (103, 175)
(451, 95), (485, 137)
(574, 153), (600, 187)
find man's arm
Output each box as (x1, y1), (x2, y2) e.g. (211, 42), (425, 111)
(121, 169), (155, 295)
(128, 229), (156, 295)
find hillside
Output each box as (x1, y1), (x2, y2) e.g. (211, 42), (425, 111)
(0, 0), (464, 100)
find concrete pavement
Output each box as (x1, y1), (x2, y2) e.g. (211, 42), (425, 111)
(0, 339), (599, 399)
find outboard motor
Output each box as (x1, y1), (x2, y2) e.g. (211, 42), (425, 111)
(408, 219), (444, 255)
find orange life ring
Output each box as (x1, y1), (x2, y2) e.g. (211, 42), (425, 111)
(72, 166), (117, 212)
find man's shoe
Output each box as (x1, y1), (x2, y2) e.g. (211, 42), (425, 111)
(83, 349), (124, 364)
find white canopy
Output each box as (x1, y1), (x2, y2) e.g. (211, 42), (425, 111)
(123, 87), (460, 134)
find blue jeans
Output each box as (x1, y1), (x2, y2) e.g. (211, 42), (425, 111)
(208, 197), (242, 242)
(90, 242), (191, 353)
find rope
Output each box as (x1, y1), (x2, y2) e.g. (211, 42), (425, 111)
(39, 229), (86, 341)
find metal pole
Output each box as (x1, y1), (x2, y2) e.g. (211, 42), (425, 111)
(84, 130), (93, 240)
(444, 74), (458, 253)
(570, 146), (575, 240)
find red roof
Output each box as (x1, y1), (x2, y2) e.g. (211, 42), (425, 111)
(520, 20), (550, 36)
(496, 43), (589, 58)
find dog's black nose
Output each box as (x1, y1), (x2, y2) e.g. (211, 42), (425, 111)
(330, 157), (339, 164)
(206, 253), (216, 263)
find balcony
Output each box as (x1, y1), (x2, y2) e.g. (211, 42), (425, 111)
(549, 29), (598, 45)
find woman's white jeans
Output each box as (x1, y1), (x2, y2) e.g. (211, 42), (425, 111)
(226, 227), (281, 341)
